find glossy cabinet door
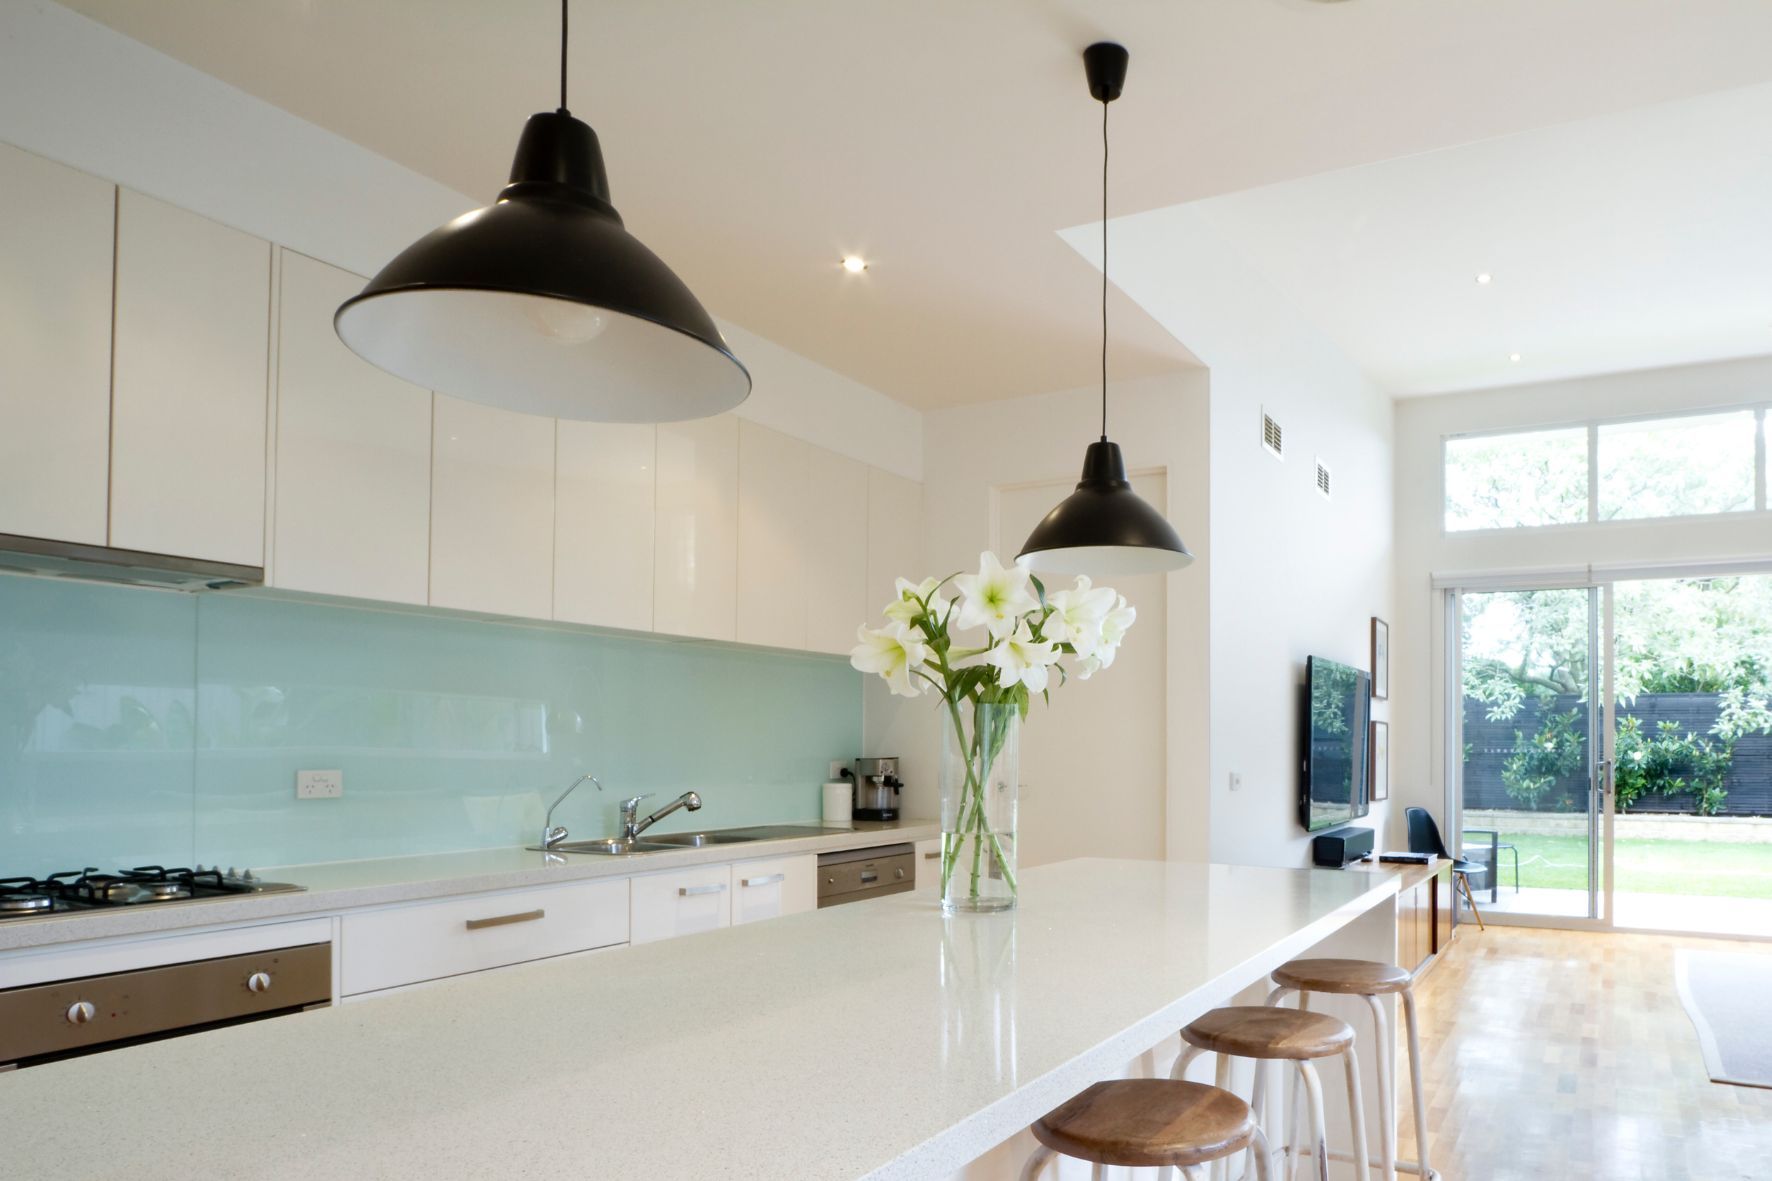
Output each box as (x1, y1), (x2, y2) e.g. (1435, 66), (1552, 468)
(736, 421), (810, 649)
(867, 467), (923, 612)
(0, 143), (114, 545)
(110, 189), (271, 565)
(914, 838), (943, 894)
(430, 395), (555, 618)
(272, 250), (432, 605)
(555, 421), (655, 631)
(654, 416), (738, 641)
(730, 853), (817, 925)
(629, 862), (732, 944)
(802, 446), (869, 655)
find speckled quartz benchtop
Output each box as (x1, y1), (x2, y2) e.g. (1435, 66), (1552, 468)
(0, 819), (939, 952)
(0, 858), (1398, 1181)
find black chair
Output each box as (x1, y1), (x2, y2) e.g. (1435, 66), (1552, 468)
(1405, 807), (1487, 930)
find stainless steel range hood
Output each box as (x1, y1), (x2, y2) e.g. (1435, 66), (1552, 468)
(0, 533), (262, 591)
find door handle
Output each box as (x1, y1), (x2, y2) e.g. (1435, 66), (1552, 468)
(678, 884), (727, 897)
(1594, 758), (1614, 797)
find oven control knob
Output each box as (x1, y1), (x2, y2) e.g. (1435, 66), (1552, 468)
(894, 867), (905, 880)
(66, 1001), (96, 1025)
(246, 971), (273, 994)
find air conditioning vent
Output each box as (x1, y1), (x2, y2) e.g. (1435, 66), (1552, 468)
(1314, 458), (1332, 500)
(1261, 410), (1284, 459)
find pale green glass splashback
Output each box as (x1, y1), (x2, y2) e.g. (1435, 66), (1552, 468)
(0, 573), (861, 876)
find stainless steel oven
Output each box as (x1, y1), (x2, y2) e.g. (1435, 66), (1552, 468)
(816, 844), (915, 907)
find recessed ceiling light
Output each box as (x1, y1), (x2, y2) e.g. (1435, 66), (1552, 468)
(1509, 352), (1522, 363)
(1475, 273), (1492, 285)
(841, 255), (868, 274)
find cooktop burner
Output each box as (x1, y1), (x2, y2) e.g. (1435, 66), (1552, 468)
(0, 865), (303, 921)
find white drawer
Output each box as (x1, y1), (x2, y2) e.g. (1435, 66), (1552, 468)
(730, 853), (816, 926)
(915, 837), (943, 893)
(630, 863), (731, 945)
(340, 877), (629, 996)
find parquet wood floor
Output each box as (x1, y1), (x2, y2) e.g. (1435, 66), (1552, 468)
(1397, 925), (1771, 1180)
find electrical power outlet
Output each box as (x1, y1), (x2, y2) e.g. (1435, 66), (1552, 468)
(1229, 771), (1243, 792)
(296, 769), (343, 800)
(828, 759), (849, 781)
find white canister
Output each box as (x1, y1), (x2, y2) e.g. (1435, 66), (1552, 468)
(822, 781), (853, 826)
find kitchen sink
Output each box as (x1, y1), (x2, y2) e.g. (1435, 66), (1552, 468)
(529, 838), (677, 856)
(642, 831), (766, 848)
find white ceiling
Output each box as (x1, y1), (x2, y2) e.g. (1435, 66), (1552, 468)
(58, 0), (1772, 409)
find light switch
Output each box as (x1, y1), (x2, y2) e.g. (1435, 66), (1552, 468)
(1229, 772), (1243, 792)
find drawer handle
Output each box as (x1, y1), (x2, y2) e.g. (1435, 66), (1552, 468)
(923, 851), (940, 859)
(741, 873), (785, 888)
(465, 908), (545, 931)
(678, 884), (727, 897)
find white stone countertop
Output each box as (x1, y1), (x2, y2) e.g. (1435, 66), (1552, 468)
(0, 857), (1398, 1181)
(0, 819), (938, 952)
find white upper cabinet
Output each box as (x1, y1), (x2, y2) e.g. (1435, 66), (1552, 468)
(555, 421), (655, 631)
(272, 250), (432, 605)
(802, 447), (870, 655)
(654, 415), (738, 641)
(736, 421), (810, 649)
(0, 143), (114, 546)
(867, 467), (923, 614)
(430, 395), (555, 618)
(110, 189), (271, 565)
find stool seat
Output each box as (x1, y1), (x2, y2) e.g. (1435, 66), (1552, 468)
(1181, 1005), (1354, 1061)
(1273, 957), (1412, 996)
(1032, 1080), (1256, 1168)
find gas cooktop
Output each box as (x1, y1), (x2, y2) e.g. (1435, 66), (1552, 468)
(0, 865), (303, 921)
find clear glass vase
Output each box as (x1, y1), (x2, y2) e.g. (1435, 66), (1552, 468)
(938, 700), (1020, 913)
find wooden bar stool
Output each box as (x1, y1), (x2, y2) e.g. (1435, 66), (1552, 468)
(1269, 958), (1435, 1181)
(1020, 1079), (1274, 1180)
(1170, 1006), (1369, 1181)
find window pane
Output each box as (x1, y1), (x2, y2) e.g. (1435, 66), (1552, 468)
(1598, 411), (1757, 521)
(1445, 428), (1588, 531)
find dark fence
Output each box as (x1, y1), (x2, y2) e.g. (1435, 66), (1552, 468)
(1462, 692), (1772, 816)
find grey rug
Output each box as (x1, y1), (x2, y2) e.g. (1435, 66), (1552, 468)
(1676, 949), (1772, 1089)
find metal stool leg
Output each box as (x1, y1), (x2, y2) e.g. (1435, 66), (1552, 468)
(1090, 1162), (1106, 1181)
(1248, 1124), (1274, 1181)
(1171, 1043), (1209, 1082)
(1341, 1043), (1371, 1181)
(1296, 1059), (1330, 1181)
(1212, 1053), (1233, 1181)
(1018, 1144), (1055, 1180)
(1401, 987), (1434, 1180)
(1363, 993), (1397, 1181)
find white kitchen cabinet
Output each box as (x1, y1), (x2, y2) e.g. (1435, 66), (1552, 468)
(430, 394), (556, 618)
(867, 467), (922, 614)
(555, 421), (655, 631)
(629, 862), (732, 944)
(654, 415), (738, 641)
(730, 853), (817, 925)
(803, 446), (870, 655)
(272, 250), (432, 604)
(110, 189), (271, 565)
(0, 143), (114, 545)
(340, 877), (629, 997)
(914, 838), (943, 894)
(736, 421), (810, 649)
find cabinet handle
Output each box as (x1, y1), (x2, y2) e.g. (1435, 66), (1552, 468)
(741, 873), (785, 888)
(923, 851), (940, 859)
(465, 908), (545, 931)
(678, 884), (727, 897)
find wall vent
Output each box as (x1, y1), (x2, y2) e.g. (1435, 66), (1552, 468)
(1261, 409), (1284, 459)
(1314, 458), (1332, 500)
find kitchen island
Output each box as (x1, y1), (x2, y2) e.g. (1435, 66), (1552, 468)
(0, 858), (1401, 1180)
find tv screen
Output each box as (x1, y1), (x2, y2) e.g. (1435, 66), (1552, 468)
(1300, 655), (1372, 832)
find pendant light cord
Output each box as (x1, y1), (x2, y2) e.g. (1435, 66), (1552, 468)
(558, 0), (570, 113)
(1100, 94), (1109, 441)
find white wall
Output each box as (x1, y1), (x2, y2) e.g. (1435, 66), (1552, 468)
(1391, 354), (1772, 829)
(1067, 204), (1396, 868)
(867, 373), (1212, 863)
(0, 0), (920, 479)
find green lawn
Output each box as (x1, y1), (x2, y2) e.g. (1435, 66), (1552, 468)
(1470, 832), (1772, 899)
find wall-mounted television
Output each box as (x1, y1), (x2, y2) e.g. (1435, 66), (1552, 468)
(1300, 655), (1372, 832)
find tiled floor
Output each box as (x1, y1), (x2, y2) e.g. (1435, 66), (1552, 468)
(1398, 925), (1772, 1180)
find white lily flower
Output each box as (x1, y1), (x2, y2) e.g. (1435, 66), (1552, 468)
(1075, 654), (1103, 680)
(883, 576), (947, 626)
(982, 619), (1062, 694)
(849, 623), (930, 699)
(1044, 575), (1116, 656)
(1099, 595), (1136, 648)
(953, 551), (1038, 640)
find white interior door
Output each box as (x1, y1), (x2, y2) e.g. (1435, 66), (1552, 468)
(996, 475), (1168, 868)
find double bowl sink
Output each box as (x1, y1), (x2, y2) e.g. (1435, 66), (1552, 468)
(533, 824), (832, 857)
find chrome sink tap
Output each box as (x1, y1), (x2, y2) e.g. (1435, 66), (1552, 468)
(621, 791), (703, 840)
(541, 773), (603, 851)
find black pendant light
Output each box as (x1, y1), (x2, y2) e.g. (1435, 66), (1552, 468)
(335, 0), (749, 422)
(1018, 42), (1193, 576)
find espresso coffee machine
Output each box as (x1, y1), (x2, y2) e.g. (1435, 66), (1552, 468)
(850, 757), (904, 821)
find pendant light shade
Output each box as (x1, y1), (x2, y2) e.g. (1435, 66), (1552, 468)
(1018, 41), (1193, 577)
(335, 4), (749, 422)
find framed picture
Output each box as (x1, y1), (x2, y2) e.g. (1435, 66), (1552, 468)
(1370, 617), (1390, 700)
(1369, 719), (1390, 801)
